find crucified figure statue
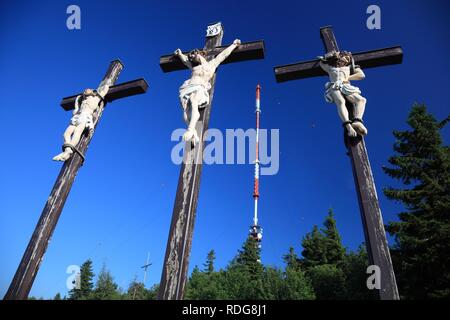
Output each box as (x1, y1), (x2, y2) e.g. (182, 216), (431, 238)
(52, 79), (112, 161)
(318, 50), (368, 137)
(174, 39), (241, 144)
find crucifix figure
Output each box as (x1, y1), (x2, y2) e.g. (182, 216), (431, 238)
(274, 26), (403, 300)
(158, 22), (264, 300)
(53, 80), (113, 161)
(318, 50), (368, 137)
(4, 60), (148, 300)
(175, 39), (241, 144)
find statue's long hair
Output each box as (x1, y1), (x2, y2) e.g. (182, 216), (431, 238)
(82, 89), (96, 98)
(325, 51), (352, 68)
(188, 49), (207, 66)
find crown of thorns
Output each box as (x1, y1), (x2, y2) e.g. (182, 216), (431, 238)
(82, 89), (96, 96)
(188, 49), (206, 57)
(324, 50), (351, 60)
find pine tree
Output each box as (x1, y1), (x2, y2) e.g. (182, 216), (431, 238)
(281, 249), (315, 299)
(283, 247), (301, 271)
(146, 284), (159, 300)
(92, 265), (121, 300)
(204, 250), (216, 273)
(307, 264), (346, 300)
(261, 267), (285, 299)
(341, 245), (375, 300)
(68, 259), (95, 300)
(186, 265), (228, 300)
(225, 237), (266, 299)
(282, 268), (315, 300)
(300, 211), (349, 299)
(126, 278), (147, 300)
(185, 266), (203, 299)
(321, 209), (345, 265)
(383, 103), (450, 299)
(301, 225), (327, 267)
(235, 237), (264, 278)
(53, 293), (62, 300)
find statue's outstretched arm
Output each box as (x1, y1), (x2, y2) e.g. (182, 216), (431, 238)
(348, 67), (365, 81)
(211, 39), (240, 68)
(175, 49), (193, 69)
(318, 59), (330, 72)
(96, 78), (113, 98)
(73, 95), (81, 115)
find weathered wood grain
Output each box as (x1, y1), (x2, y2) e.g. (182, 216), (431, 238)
(60, 78), (149, 111)
(4, 60), (148, 300)
(273, 26), (401, 300)
(158, 29), (224, 301)
(160, 40), (265, 73)
(346, 133), (400, 300)
(274, 46), (403, 83)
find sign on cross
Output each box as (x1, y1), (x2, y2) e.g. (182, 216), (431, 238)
(158, 22), (264, 300)
(274, 26), (403, 300)
(4, 60), (148, 300)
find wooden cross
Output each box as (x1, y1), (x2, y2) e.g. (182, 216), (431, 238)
(158, 22), (264, 300)
(4, 60), (148, 300)
(274, 26), (403, 300)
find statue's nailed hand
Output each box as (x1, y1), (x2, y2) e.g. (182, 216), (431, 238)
(174, 48), (182, 56)
(233, 39), (241, 46)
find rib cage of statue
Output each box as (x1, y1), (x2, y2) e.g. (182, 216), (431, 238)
(52, 79), (113, 161)
(318, 50), (368, 137)
(175, 39), (241, 144)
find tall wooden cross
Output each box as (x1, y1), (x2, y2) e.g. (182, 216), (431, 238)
(4, 60), (148, 300)
(158, 22), (264, 300)
(274, 26), (403, 300)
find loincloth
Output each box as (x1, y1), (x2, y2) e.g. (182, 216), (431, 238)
(179, 82), (210, 108)
(70, 111), (94, 131)
(324, 81), (361, 104)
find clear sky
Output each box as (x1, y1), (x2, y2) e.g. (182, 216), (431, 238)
(0, 0), (449, 299)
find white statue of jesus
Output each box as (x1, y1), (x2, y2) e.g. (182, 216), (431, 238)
(318, 51), (368, 137)
(174, 39), (241, 144)
(53, 79), (112, 161)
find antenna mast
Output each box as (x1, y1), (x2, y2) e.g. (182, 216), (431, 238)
(249, 84), (263, 247)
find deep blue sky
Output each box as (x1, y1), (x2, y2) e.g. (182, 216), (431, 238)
(1, 0), (449, 298)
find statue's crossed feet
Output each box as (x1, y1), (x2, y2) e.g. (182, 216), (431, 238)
(345, 123), (358, 137)
(52, 150), (73, 162)
(352, 121), (368, 136)
(182, 128), (200, 145)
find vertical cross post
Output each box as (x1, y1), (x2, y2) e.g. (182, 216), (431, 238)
(274, 26), (402, 300)
(158, 23), (264, 300)
(4, 60), (148, 300)
(158, 27), (223, 301)
(320, 27), (399, 300)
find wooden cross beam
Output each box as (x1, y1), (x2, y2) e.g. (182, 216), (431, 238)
(273, 26), (402, 300)
(160, 40), (264, 72)
(274, 46), (402, 82)
(61, 78), (148, 111)
(158, 23), (264, 300)
(4, 60), (148, 300)
(274, 27), (403, 82)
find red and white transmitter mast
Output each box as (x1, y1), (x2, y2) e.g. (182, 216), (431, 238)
(249, 84), (263, 245)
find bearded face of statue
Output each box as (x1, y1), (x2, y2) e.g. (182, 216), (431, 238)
(83, 88), (95, 96)
(326, 51), (352, 68)
(188, 50), (204, 66)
